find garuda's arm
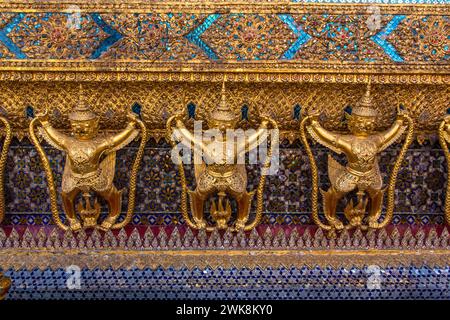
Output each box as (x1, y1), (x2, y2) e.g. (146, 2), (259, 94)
(171, 117), (212, 160)
(102, 113), (139, 153)
(237, 118), (270, 156)
(377, 114), (407, 152)
(307, 116), (348, 154)
(38, 118), (69, 151)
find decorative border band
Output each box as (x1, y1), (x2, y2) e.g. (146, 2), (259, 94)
(0, 2), (447, 78)
(1, 249), (449, 270)
(0, 2), (447, 14)
(0, 71), (448, 84)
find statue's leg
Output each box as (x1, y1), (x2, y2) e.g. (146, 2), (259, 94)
(98, 186), (123, 231)
(367, 187), (385, 228)
(62, 188), (82, 231)
(321, 186), (345, 230)
(235, 191), (255, 230)
(189, 189), (207, 229)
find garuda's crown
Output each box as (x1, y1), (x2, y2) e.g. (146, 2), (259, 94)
(351, 81), (378, 118)
(209, 80), (238, 123)
(68, 84), (98, 122)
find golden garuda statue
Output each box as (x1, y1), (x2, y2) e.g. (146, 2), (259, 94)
(29, 86), (147, 232)
(167, 81), (278, 232)
(300, 82), (414, 237)
(438, 111), (450, 225)
(0, 116), (11, 224)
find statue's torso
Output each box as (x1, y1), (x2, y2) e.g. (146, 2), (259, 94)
(66, 139), (103, 175)
(331, 135), (383, 193)
(203, 139), (238, 177)
(195, 139), (246, 196)
(343, 135), (381, 173)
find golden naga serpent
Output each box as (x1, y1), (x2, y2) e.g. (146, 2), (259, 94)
(0, 117), (12, 224)
(300, 111), (415, 232)
(166, 115), (278, 232)
(29, 115), (148, 231)
(300, 115), (331, 232)
(111, 117), (147, 229)
(438, 119), (450, 225)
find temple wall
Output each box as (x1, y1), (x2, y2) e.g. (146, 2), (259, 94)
(0, 0), (448, 300)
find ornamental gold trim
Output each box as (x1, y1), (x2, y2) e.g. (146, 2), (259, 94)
(1, 249), (449, 270)
(0, 1), (447, 14)
(0, 72), (448, 84)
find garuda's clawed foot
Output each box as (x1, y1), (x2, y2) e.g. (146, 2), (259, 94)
(234, 220), (247, 231)
(67, 218), (82, 232)
(193, 219), (207, 230)
(367, 217), (380, 229)
(98, 216), (119, 232)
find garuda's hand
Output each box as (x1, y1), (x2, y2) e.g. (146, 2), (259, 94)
(126, 110), (139, 124)
(174, 113), (186, 121)
(396, 105), (408, 121)
(36, 109), (50, 123)
(306, 107), (321, 121)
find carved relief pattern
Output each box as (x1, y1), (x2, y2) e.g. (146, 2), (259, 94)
(203, 14), (294, 61)
(0, 4), (446, 74)
(0, 82), (446, 137)
(8, 13), (108, 60)
(395, 15), (450, 62)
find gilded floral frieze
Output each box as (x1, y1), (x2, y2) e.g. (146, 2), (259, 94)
(0, 1), (445, 77)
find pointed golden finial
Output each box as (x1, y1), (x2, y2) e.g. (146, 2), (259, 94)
(209, 74), (237, 123)
(220, 77), (227, 108)
(68, 83), (97, 121)
(364, 78), (372, 99)
(352, 78), (378, 117)
(78, 83), (86, 108)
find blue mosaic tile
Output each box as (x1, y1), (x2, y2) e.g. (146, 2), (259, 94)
(3, 266), (449, 300)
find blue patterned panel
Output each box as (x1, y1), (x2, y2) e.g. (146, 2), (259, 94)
(0, 13), (26, 59)
(4, 266), (450, 300)
(278, 14), (312, 60)
(185, 14), (221, 60)
(90, 13), (123, 59)
(371, 15), (406, 62)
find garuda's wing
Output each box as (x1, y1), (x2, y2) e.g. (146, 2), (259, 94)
(37, 127), (65, 151)
(306, 125), (343, 154)
(99, 151), (116, 185)
(327, 155), (345, 187)
(378, 125), (406, 153)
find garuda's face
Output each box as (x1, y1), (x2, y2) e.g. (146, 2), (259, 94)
(207, 119), (237, 132)
(347, 114), (376, 136)
(70, 119), (99, 140)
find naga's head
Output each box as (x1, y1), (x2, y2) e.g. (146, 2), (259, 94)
(346, 82), (378, 136)
(68, 85), (99, 140)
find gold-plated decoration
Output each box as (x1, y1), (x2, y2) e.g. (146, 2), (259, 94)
(0, 116), (12, 224)
(167, 80), (278, 231)
(0, 82), (445, 142)
(0, 272), (11, 300)
(301, 82), (415, 237)
(29, 85), (148, 232)
(438, 114), (450, 225)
